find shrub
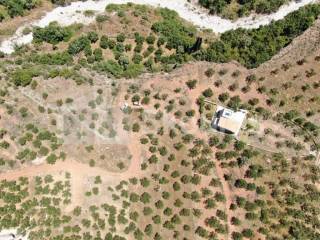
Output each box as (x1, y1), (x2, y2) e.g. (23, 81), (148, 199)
(68, 36), (91, 55)
(132, 123), (140, 132)
(123, 64), (144, 79)
(12, 67), (39, 87)
(33, 22), (72, 44)
(186, 79), (197, 89)
(29, 51), (72, 65)
(205, 68), (215, 77)
(151, 8), (196, 51)
(94, 60), (123, 78)
(46, 153), (57, 164)
(93, 48), (103, 61)
(235, 179), (247, 188)
(87, 31), (98, 43)
(202, 88), (213, 98)
(146, 34), (156, 44)
(96, 14), (109, 22)
(218, 93), (229, 103)
(132, 54), (143, 64)
(100, 35), (109, 49)
(1, 0), (40, 18)
(117, 33), (126, 42)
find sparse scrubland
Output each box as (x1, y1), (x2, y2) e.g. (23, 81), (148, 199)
(0, 2), (319, 240)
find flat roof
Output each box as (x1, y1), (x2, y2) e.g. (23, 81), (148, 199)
(217, 117), (242, 134)
(213, 106), (247, 135)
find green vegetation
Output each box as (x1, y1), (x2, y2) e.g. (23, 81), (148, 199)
(1, 3), (319, 240)
(199, 0), (287, 19)
(50, 0), (68, 5)
(7, 3), (319, 85)
(0, 175), (72, 239)
(12, 67), (39, 87)
(68, 35), (91, 55)
(0, 0), (40, 21)
(152, 8), (196, 51)
(201, 4), (320, 67)
(0, 0), (76, 22)
(28, 51), (73, 65)
(33, 22), (73, 45)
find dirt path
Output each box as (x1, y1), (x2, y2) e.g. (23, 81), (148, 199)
(1, 71), (234, 237)
(113, 84), (143, 175)
(140, 68), (235, 238)
(187, 85), (235, 239)
(0, 160), (129, 181)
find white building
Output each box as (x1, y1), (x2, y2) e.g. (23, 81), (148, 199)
(212, 105), (247, 136)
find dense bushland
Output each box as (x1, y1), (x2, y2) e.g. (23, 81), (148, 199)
(0, 0), (40, 21)
(199, 4), (320, 68)
(199, 0), (286, 19)
(33, 22), (73, 45)
(151, 8), (196, 51)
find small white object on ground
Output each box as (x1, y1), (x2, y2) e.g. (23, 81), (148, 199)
(31, 157), (46, 165)
(0, 229), (28, 240)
